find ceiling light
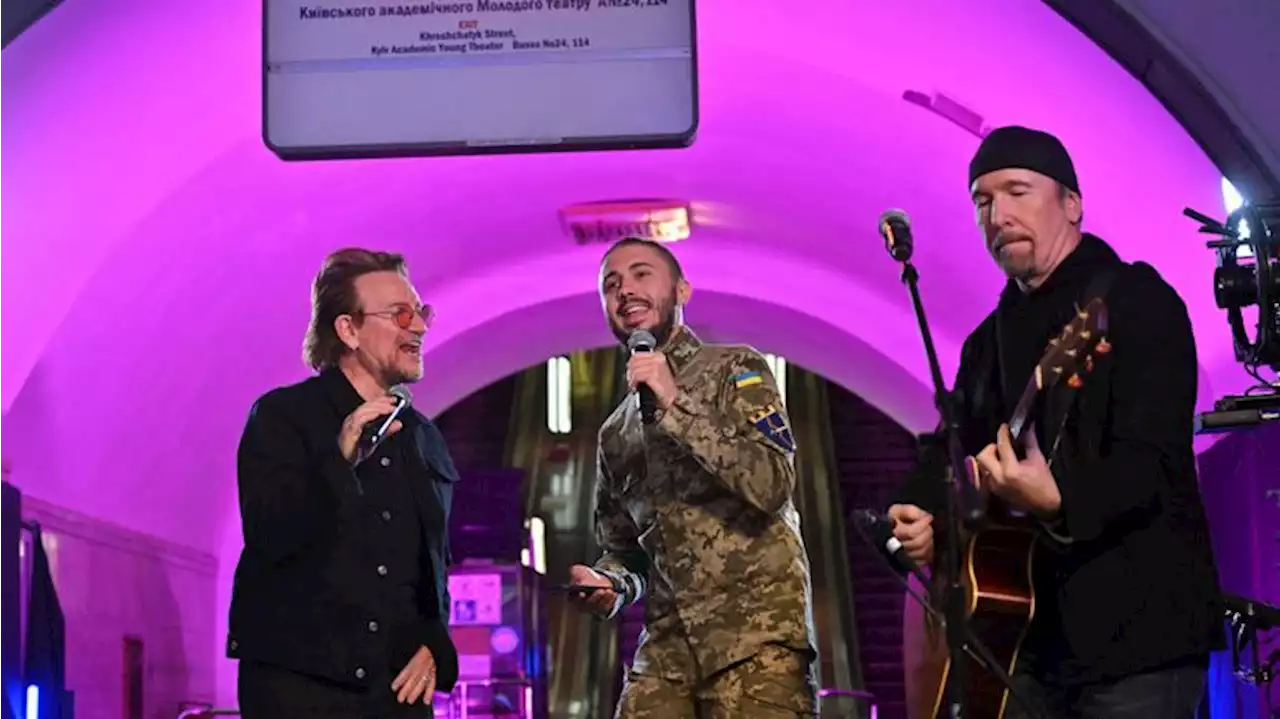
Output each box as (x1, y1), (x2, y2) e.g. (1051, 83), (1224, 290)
(558, 198), (692, 245)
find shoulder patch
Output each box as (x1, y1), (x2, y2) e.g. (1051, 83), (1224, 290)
(749, 404), (796, 454)
(733, 370), (763, 388)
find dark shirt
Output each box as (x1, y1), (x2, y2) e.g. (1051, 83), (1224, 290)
(896, 234), (1224, 686)
(227, 368), (460, 695)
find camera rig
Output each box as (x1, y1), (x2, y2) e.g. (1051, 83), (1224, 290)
(1185, 200), (1280, 433)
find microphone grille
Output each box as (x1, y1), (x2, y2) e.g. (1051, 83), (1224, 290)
(627, 330), (657, 352)
(878, 208), (911, 228)
(389, 385), (413, 405)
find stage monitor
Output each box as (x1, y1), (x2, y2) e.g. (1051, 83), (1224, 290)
(264, 0), (699, 160)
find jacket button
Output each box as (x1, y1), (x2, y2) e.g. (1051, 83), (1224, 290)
(380, 456), (392, 467)
(368, 621), (380, 632)
(377, 565), (388, 576)
(355, 667), (366, 679)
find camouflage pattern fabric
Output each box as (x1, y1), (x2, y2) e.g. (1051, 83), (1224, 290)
(615, 644), (817, 718)
(591, 326), (818, 713)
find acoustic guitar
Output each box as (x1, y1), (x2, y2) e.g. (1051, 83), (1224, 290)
(909, 298), (1111, 719)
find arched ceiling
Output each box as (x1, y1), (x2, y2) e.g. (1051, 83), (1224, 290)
(0, 0), (1256, 554)
(1046, 0), (1280, 205)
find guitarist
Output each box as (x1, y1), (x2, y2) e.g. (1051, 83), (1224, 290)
(887, 126), (1224, 718)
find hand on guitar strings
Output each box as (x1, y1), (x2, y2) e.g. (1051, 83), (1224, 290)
(974, 423), (1062, 519)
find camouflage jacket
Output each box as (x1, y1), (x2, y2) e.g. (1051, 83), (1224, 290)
(592, 326), (817, 681)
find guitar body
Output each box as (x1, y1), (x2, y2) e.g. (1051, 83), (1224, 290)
(908, 501), (1037, 719)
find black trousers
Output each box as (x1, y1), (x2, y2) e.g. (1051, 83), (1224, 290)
(238, 660), (434, 719)
(1003, 659), (1207, 719)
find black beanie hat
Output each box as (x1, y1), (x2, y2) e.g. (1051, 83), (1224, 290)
(968, 126), (1080, 195)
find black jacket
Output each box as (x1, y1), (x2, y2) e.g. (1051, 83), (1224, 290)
(896, 235), (1224, 685)
(226, 369), (460, 691)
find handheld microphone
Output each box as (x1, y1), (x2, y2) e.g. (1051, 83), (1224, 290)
(357, 385), (412, 465)
(627, 330), (658, 425)
(853, 508), (930, 586)
(878, 209), (914, 262)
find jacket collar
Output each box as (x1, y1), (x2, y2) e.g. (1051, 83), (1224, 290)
(320, 367), (365, 418)
(998, 233), (1121, 307)
(662, 325), (703, 376)
(318, 367), (421, 428)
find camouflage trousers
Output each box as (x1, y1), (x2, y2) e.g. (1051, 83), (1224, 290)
(615, 644), (818, 719)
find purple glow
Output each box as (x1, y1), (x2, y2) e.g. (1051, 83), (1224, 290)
(0, 0), (1248, 709)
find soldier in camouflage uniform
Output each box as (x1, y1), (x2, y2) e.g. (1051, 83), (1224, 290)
(568, 238), (819, 718)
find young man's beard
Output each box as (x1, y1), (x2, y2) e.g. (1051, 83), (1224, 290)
(610, 291), (679, 347)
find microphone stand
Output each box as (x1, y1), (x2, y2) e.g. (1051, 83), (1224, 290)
(893, 255), (1016, 719)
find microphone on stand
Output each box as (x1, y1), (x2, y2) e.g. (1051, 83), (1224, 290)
(355, 384), (412, 466)
(872, 207), (1042, 719)
(878, 208), (914, 262)
(627, 330), (658, 424)
(852, 509), (932, 587)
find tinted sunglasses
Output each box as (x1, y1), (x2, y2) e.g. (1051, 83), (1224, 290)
(361, 304), (435, 330)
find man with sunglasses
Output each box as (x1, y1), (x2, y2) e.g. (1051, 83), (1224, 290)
(228, 248), (459, 718)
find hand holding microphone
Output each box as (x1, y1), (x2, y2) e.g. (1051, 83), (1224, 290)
(626, 330), (678, 424)
(855, 506), (934, 584)
(886, 504), (935, 566)
(338, 385), (412, 465)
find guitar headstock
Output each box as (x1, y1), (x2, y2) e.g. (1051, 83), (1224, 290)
(1037, 297), (1111, 392)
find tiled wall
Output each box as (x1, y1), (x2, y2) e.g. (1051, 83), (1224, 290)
(434, 371), (519, 471)
(21, 495), (218, 719)
(826, 382), (917, 719)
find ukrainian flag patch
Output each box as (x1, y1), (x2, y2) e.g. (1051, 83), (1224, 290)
(750, 404), (795, 454)
(733, 371), (764, 388)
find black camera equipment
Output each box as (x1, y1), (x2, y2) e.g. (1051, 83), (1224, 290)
(1184, 200), (1280, 433)
(1222, 593), (1278, 715)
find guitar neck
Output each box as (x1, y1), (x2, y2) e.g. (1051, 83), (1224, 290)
(1006, 366), (1041, 446)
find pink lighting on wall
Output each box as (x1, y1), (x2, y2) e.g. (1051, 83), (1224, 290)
(0, 0), (1249, 710)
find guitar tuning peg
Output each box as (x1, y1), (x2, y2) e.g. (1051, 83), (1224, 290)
(1085, 355), (1095, 373)
(1052, 366), (1063, 375)
(1066, 349), (1078, 357)
(1049, 337), (1060, 347)
(1068, 373), (1083, 389)
(1080, 330), (1092, 340)
(1096, 337), (1112, 355)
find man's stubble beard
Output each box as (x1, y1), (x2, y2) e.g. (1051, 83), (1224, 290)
(994, 244), (1037, 284)
(383, 359), (423, 388)
(610, 289), (680, 348)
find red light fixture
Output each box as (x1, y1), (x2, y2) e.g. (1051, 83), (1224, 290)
(558, 198), (692, 245)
